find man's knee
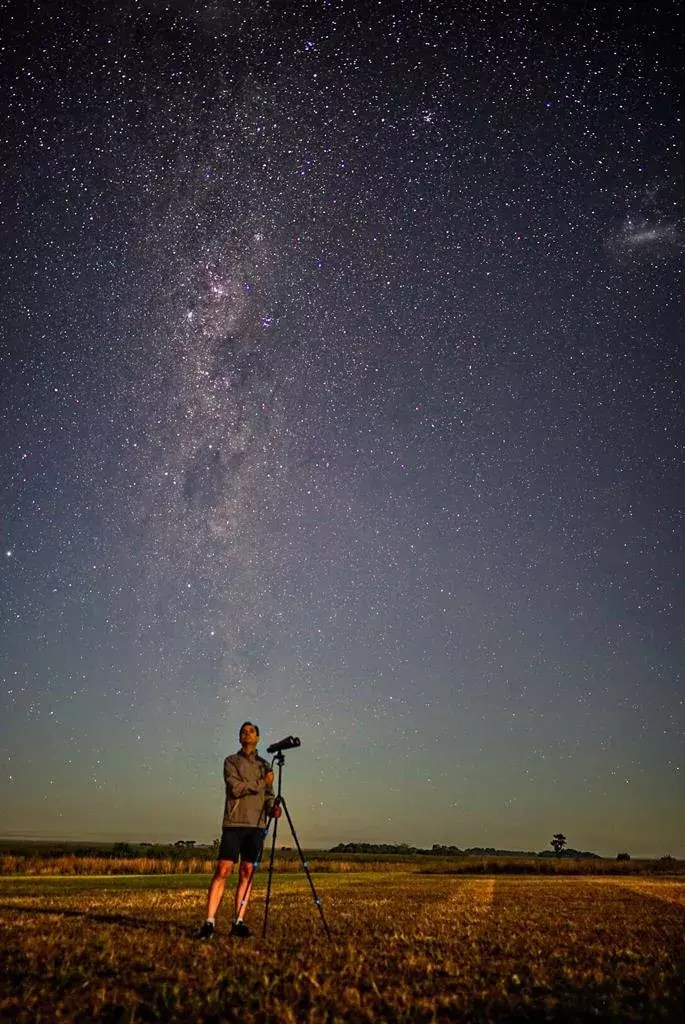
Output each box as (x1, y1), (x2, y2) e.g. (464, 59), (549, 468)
(214, 859), (233, 880)
(238, 860), (254, 879)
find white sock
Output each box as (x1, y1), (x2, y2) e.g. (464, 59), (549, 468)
(207, 916), (215, 925)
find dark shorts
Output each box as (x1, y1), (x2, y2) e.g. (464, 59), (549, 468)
(218, 827), (264, 865)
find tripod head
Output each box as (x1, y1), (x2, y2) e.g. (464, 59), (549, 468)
(268, 736), (301, 771)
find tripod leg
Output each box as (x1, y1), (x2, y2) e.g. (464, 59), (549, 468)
(261, 813), (279, 939)
(279, 797), (332, 941)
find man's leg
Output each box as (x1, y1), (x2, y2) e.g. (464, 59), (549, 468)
(234, 859), (255, 921)
(206, 859), (233, 920)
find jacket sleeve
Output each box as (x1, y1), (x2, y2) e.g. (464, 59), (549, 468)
(224, 756), (262, 799)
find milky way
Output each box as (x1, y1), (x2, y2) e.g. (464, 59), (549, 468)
(1, 1), (683, 853)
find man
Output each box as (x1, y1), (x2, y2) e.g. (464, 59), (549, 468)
(197, 721), (280, 939)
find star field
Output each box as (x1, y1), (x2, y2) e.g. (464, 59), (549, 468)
(1, 1), (683, 856)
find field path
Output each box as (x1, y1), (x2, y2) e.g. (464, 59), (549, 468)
(452, 877), (496, 912)
(593, 877), (685, 908)
(414, 876), (496, 938)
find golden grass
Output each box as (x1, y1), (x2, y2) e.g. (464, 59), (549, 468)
(3, 851), (680, 877)
(0, 854), (421, 877)
(1, 873), (684, 1021)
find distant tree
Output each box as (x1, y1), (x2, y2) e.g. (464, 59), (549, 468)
(616, 852), (631, 861)
(654, 855), (677, 873)
(328, 842), (418, 855)
(550, 833), (567, 855)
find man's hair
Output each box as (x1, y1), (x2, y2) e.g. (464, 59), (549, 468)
(239, 720), (260, 737)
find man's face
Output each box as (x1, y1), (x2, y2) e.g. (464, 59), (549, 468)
(239, 723), (259, 749)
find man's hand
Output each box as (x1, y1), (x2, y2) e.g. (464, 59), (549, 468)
(264, 770), (274, 786)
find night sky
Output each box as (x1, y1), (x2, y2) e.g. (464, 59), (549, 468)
(1, 1), (683, 858)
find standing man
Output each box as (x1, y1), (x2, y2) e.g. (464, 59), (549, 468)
(197, 721), (279, 939)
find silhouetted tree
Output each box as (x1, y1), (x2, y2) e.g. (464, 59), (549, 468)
(616, 852), (631, 861)
(550, 833), (567, 855)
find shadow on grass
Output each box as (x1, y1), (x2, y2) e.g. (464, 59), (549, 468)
(0, 901), (194, 937)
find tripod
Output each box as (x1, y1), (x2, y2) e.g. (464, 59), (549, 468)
(261, 749), (331, 941)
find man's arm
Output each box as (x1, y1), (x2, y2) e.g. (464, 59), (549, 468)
(224, 757), (265, 799)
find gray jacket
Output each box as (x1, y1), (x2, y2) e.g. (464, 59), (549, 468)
(222, 749), (275, 828)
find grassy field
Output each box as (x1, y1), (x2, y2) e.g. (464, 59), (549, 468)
(1, 872), (684, 1022)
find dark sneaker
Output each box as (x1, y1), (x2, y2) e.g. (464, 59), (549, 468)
(230, 921), (251, 938)
(196, 921), (215, 940)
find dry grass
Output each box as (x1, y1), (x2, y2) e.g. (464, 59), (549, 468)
(0, 854), (217, 876)
(2, 852), (680, 877)
(1, 872), (684, 1021)
(0, 854), (420, 877)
